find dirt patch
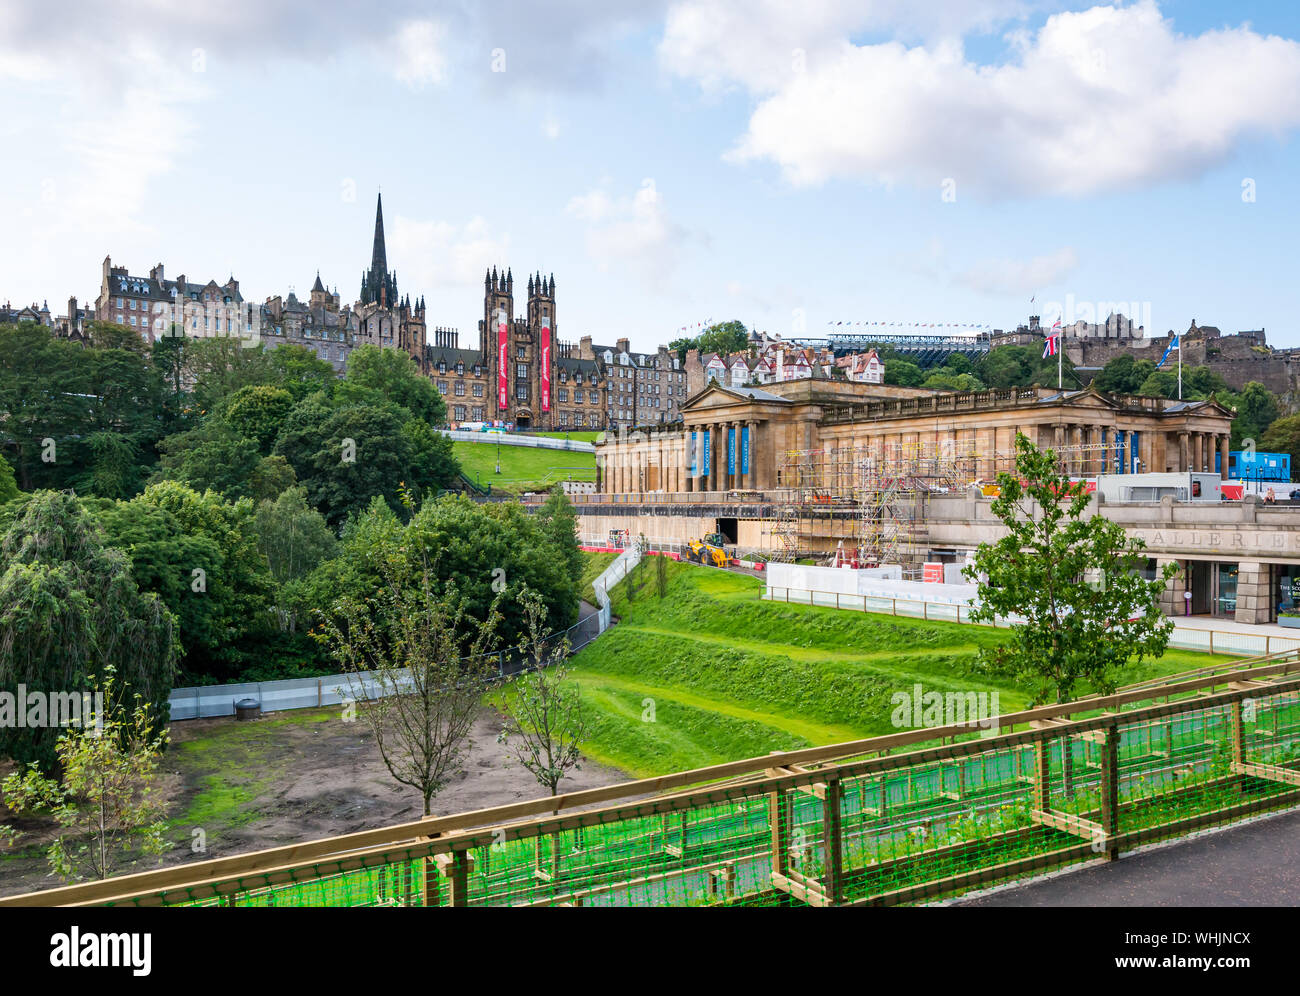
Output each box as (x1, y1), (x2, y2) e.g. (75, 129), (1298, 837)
(0, 704), (627, 899)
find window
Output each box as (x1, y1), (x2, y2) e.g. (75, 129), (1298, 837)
(472, 383), (484, 397)
(516, 363), (528, 379)
(516, 346), (525, 359)
(590, 391), (598, 404)
(455, 382), (466, 396)
(437, 381), (448, 393)
(515, 384), (528, 400)
(456, 362), (464, 374)
(472, 407), (484, 420)
(575, 373), (584, 385)
(559, 412), (569, 426)
(454, 406), (466, 421)
(558, 389), (569, 403)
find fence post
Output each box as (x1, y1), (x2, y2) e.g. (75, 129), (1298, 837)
(1032, 735), (1051, 812)
(435, 850), (474, 906)
(1099, 723), (1120, 861)
(822, 776), (844, 905)
(923, 602), (928, 621)
(1229, 696), (1246, 767)
(1210, 631), (1214, 656)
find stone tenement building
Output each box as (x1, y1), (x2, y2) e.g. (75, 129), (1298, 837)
(259, 275), (358, 372)
(96, 257), (247, 340)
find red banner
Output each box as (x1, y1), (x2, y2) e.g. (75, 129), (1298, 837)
(497, 310), (508, 409)
(540, 318), (551, 413)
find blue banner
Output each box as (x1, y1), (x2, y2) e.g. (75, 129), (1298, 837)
(727, 427), (736, 475)
(1130, 430), (1140, 474)
(689, 431), (697, 476)
(1114, 430), (1125, 473)
(742, 426), (750, 475)
(702, 429), (710, 476)
(1100, 427), (1107, 473)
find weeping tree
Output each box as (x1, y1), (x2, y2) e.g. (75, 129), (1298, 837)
(321, 563), (503, 817)
(0, 492), (178, 773)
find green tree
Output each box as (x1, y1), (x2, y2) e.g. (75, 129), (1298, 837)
(253, 485), (337, 586)
(153, 421), (262, 499)
(1093, 354), (1155, 394)
(495, 588), (588, 797)
(321, 567), (502, 816)
(222, 384), (295, 452)
(695, 321), (749, 358)
(0, 458), (18, 504)
(964, 434), (1175, 703)
(923, 370), (984, 392)
(1136, 370), (1179, 399)
(0, 492), (177, 772)
(1229, 382), (1279, 448)
(978, 347), (1032, 389)
(337, 345), (446, 426)
(884, 359), (925, 387)
(266, 343), (338, 402)
(1260, 414), (1300, 471)
(0, 667), (170, 881)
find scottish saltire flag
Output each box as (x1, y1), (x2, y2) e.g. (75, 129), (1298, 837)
(1157, 334), (1180, 368)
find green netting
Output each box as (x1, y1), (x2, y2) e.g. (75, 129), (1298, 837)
(108, 683), (1300, 909)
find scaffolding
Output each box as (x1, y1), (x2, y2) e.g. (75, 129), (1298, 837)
(774, 437), (1111, 567)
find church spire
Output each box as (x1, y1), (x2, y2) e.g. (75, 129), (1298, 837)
(361, 191), (398, 307)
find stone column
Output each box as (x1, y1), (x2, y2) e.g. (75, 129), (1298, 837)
(1234, 561), (1273, 625)
(706, 423), (718, 493)
(1156, 558), (1187, 617)
(1219, 433), (1230, 480)
(748, 420), (759, 490)
(1178, 431), (1190, 473)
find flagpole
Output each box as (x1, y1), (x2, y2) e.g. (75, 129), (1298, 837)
(1178, 335), (1183, 400)
(1058, 330), (1063, 390)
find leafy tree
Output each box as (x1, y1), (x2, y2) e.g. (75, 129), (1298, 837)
(964, 434), (1175, 703)
(183, 336), (274, 416)
(1261, 414), (1300, 471)
(0, 459), (18, 505)
(884, 359), (925, 387)
(1184, 365), (1228, 398)
(321, 566), (502, 816)
(266, 343), (338, 402)
(496, 589), (588, 799)
(1228, 381), (1279, 449)
(978, 347), (1032, 389)
(0, 667), (170, 881)
(942, 353), (974, 375)
(248, 454), (298, 501)
(1093, 354), (1155, 394)
(923, 370), (984, 392)
(253, 485), (337, 586)
(153, 421), (262, 499)
(695, 321), (749, 358)
(137, 481), (276, 683)
(222, 384), (294, 452)
(1136, 370), (1179, 399)
(535, 487), (583, 613)
(337, 345), (446, 426)
(0, 492), (177, 772)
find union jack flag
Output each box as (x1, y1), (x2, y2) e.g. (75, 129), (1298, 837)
(1042, 319), (1062, 358)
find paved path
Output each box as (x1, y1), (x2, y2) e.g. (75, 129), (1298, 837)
(955, 809), (1300, 907)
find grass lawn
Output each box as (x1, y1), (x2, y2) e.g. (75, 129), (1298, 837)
(566, 556), (1234, 779)
(452, 440), (596, 495)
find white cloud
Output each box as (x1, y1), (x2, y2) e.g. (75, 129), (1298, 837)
(389, 214), (512, 290)
(957, 247), (1078, 294)
(666, 0), (1300, 198)
(391, 19), (448, 89)
(565, 178), (691, 283)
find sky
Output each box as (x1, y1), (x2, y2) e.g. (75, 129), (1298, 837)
(3, 0), (1300, 351)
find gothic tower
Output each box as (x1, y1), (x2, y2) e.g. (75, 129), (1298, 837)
(360, 193), (399, 308)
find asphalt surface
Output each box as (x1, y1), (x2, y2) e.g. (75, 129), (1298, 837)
(955, 809), (1300, 906)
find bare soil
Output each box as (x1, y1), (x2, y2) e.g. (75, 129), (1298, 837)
(0, 704), (627, 899)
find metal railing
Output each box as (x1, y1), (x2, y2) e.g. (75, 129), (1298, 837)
(761, 586), (1300, 658)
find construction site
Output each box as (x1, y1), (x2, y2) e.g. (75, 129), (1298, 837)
(769, 438), (1114, 573)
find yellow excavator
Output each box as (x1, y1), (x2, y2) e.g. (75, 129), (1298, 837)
(686, 532), (730, 568)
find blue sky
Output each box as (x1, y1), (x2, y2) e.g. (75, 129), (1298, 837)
(3, 0), (1300, 350)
